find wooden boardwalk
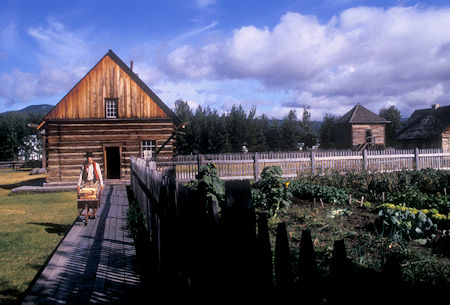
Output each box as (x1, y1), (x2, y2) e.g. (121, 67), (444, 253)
(22, 184), (141, 304)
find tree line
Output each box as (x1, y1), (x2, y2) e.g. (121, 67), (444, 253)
(174, 100), (318, 155)
(175, 100), (402, 154)
(0, 111), (43, 161)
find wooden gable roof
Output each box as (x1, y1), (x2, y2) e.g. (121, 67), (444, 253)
(337, 103), (390, 124)
(40, 50), (180, 125)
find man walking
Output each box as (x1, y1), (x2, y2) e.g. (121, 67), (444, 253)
(77, 151), (104, 192)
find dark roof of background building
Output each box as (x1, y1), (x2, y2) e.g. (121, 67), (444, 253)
(395, 104), (450, 140)
(337, 103), (391, 124)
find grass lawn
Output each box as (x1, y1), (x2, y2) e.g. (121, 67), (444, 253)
(0, 169), (77, 304)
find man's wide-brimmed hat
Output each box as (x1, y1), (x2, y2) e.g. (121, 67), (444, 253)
(85, 152), (94, 157)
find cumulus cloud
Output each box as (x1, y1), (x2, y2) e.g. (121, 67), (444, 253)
(159, 6), (450, 117)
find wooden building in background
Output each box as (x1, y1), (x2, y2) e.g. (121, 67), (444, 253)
(395, 104), (450, 150)
(335, 103), (390, 150)
(37, 50), (181, 183)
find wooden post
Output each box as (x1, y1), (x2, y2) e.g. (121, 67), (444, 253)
(253, 152), (260, 181)
(363, 149), (368, 171)
(257, 214), (273, 289)
(444, 188), (447, 196)
(415, 147), (420, 170)
(275, 222), (293, 288)
(382, 192), (385, 203)
(197, 154), (203, 174)
(349, 194), (352, 205)
(41, 134), (46, 169)
(310, 150), (316, 174)
(298, 230), (319, 302)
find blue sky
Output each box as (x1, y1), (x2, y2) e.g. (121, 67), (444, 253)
(1, 0), (450, 120)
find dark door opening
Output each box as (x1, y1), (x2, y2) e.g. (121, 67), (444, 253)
(105, 146), (121, 179)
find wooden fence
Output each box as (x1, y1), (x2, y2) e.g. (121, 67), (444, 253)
(129, 156), (437, 301)
(156, 148), (450, 181)
(0, 160), (26, 169)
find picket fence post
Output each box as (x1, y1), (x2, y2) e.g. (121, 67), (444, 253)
(197, 154), (203, 174)
(415, 147), (420, 170)
(363, 149), (368, 171)
(253, 152), (260, 181)
(310, 150), (316, 174)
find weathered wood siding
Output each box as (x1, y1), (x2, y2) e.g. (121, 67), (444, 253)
(442, 126), (450, 151)
(45, 119), (175, 183)
(351, 124), (385, 146)
(45, 55), (168, 120)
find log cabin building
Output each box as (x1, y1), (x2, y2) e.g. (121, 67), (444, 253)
(37, 50), (181, 183)
(395, 104), (450, 150)
(335, 103), (390, 150)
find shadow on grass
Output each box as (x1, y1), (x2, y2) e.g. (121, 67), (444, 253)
(0, 177), (46, 190)
(27, 222), (72, 236)
(0, 279), (21, 305)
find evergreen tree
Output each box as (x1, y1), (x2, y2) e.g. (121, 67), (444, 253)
(265, 120), (282, 151)
(0, 112), (42, 160)
(319, 114), (337, 149)
(280, 110), (300, 151)
(226, 105), (248, 152)
(379, 105), (402, 147)
(299, 106), (317, 148)
(174, 99), (194, 154)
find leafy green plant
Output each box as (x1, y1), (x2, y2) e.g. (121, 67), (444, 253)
(290, 181), (349, 204)
(127, 198), (145, 240)
(251, 166), (292, 220)
(386, 190), (450, 214)
(187, 163), (225, 221)
(375, 203), (438, 242)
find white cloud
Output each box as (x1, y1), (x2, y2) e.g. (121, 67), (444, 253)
(195, 0), (216, 8)
(159, 6), (450, 118)
(0, 18), (96, 106)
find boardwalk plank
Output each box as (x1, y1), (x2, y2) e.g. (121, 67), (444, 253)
(22, 184), (141, 304)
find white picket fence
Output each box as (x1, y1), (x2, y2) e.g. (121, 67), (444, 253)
(155, 148), (450, 181)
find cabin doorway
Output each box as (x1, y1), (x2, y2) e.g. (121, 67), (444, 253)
(104, 146), (121, 179)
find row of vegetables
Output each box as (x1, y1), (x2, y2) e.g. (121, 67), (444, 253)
(187, 164), (449, 243)
(251, 166), (450, 243)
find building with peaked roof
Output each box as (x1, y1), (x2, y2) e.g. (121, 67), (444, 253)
(335, 103), (390, 150)
(37, 50), (181, 183)
(395, 104), (450, 150)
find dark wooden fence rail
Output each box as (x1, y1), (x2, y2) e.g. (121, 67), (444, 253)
(130, 156), (432, 301)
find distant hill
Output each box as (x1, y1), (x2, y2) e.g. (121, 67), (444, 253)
(0, 104), (54, 116)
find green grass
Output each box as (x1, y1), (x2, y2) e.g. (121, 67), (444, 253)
(0, 169), (77, 304)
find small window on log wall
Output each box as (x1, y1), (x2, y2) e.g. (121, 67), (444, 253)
(141, 140), (156, 160)
(105, 98), (118, 118)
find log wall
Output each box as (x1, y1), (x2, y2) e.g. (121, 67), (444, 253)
(351, 124), (385, 146)
(442, 127), (450, 151)
(45, 119), (175, 183)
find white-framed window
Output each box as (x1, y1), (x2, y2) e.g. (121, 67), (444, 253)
(105, 98), (118, 118)
(141, 140), (156, 160)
